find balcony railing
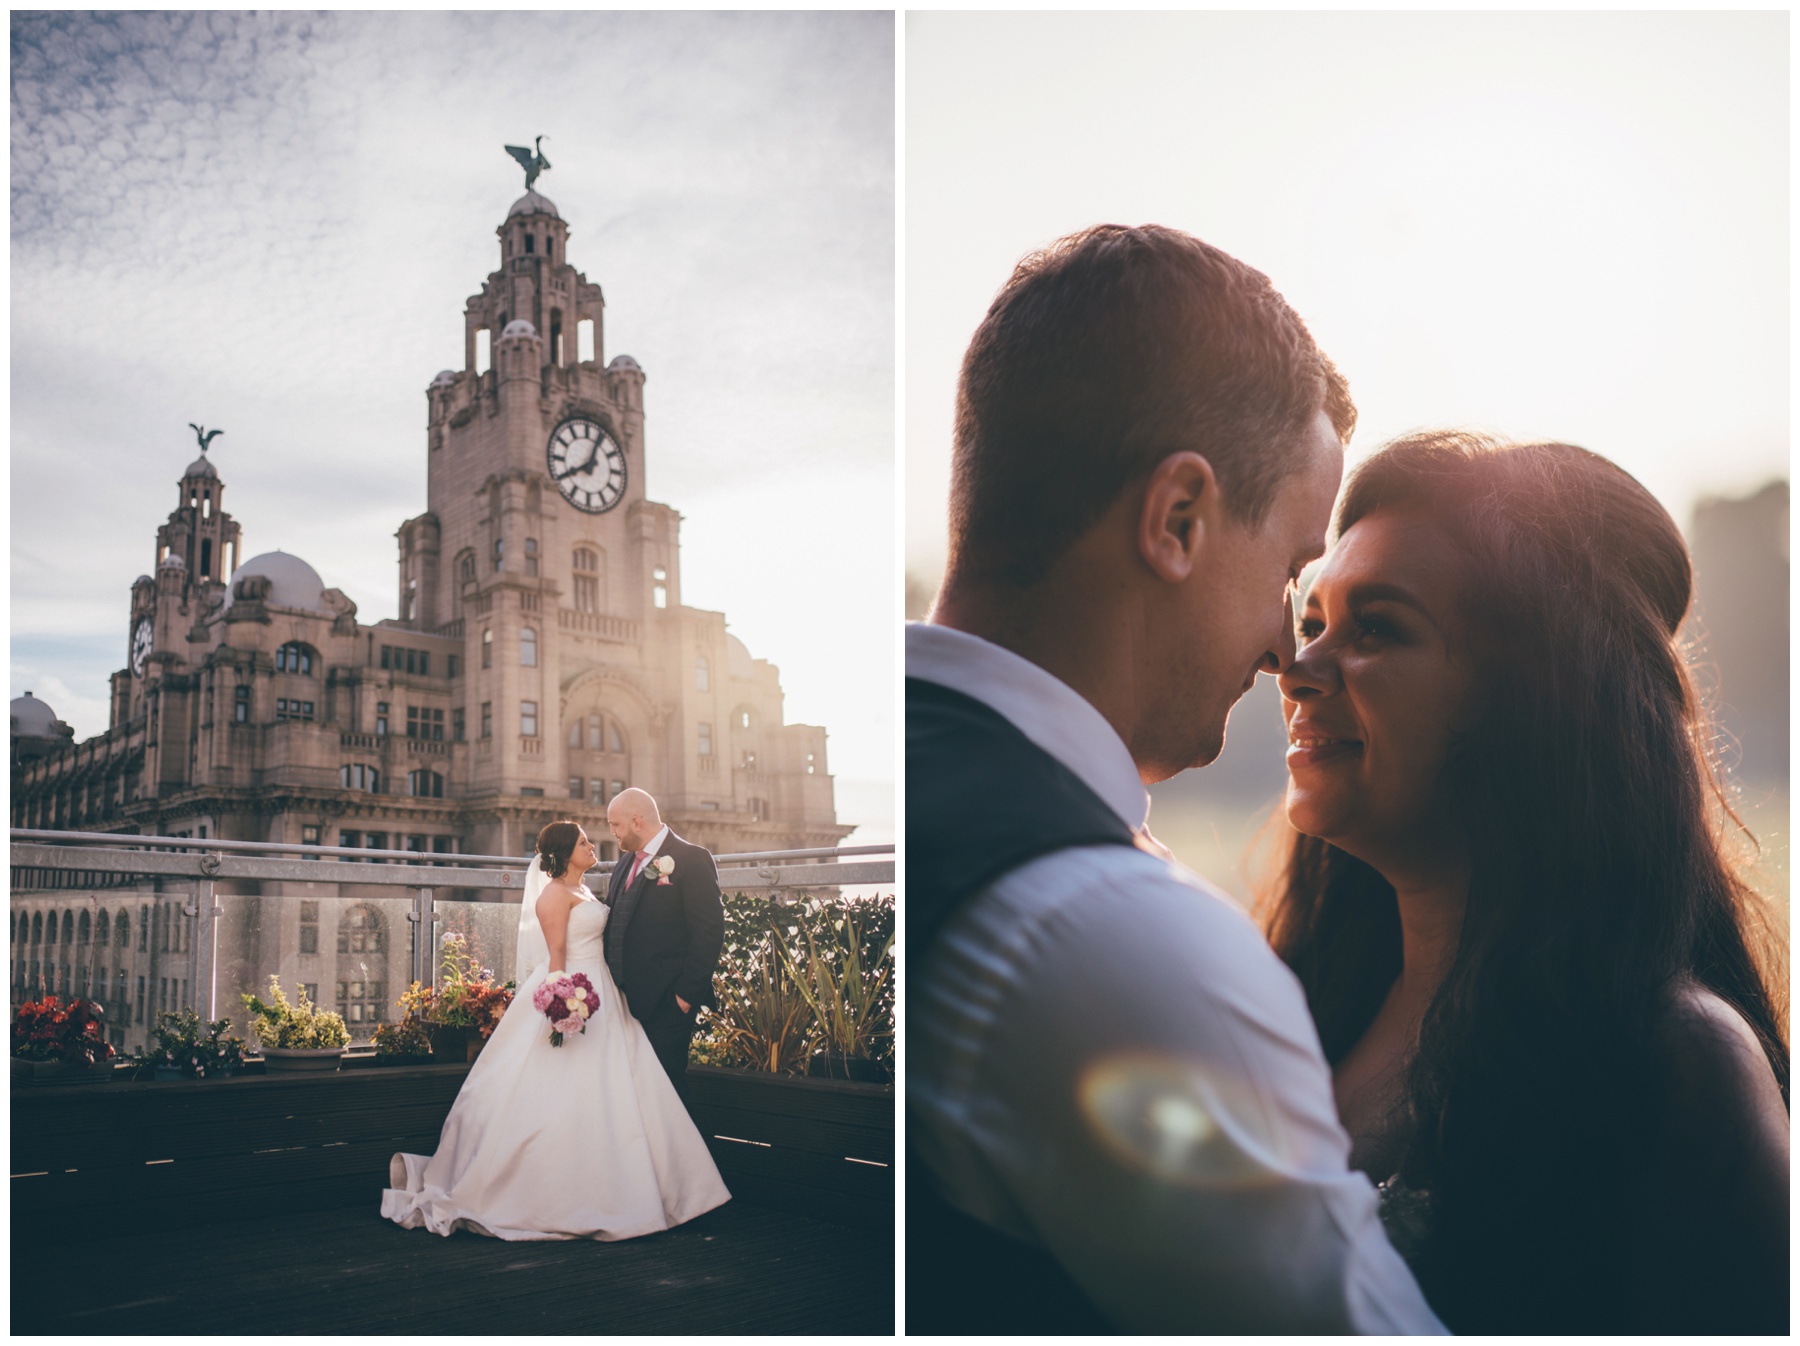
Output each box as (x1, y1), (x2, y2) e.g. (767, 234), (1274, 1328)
(9, 828), (893, 1042)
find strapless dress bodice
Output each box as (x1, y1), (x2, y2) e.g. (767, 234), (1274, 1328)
(564, 895), (610, 964)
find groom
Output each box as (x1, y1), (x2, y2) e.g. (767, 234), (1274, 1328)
(602, 787), (724, 1108)
(909, 226), (1445, 1332)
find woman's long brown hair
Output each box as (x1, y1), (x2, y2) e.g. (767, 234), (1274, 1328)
(1264, 432), (1787, 1331)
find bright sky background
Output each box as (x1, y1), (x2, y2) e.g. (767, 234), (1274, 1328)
(906, 11), (1787, 586)
(11, 12), (895, 835)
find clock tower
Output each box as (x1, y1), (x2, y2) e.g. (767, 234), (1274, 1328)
(116, 452), (241, 728)
(390, 171), (831, 856)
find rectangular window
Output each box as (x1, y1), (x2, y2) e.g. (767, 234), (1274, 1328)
(299, 900), (319, 954)
(380, 645), (394, 671)
(521, 701), (539, 737)
(303, 983), (319, 1004)
(697, 722), (713, 756)
(475, 327), (491, 375)
(696, 657), (710, 692)
(574, 574), (598, 613)
(568, 777), (584, 799)
(406, 836), (427, 865)
(492, 538), (504, 573)
(452, 707), (466, 741)
(481, 702), (493, 738)
(482, 630), (492, 669)
(611, 779), (626, 800)
(339, 830), (360, 855)
(234, 685), (249, 722)
(652, 566), (668, 609)
(525, 537), (539, 577)
(136, 975), (145, 1024)
(301, 824), (320, 858)
(520, 787), (544, 798)
(591, 778), (605, 803)
(365, 832), (388, 863)
(448, 655), (459, 679)
(376, 702), (389, 736)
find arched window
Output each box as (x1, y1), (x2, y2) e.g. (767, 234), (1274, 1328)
(520, 626), (537, 667)
(587, 713), (602, 751)
(407, 769), (445, 798)
(696, 656), (710, 692)
(30, 912), (42, 945)
(492, 537), (504, 573)
(457, 550), (477, 586)
(337, 905), (386, 954)
(115, 910), (129, 949)
(276, 643), (314, 676)
(61, 912), (74, 946)
(652, 566), (668, 609)
(96, 910), (110, 947)
(737, 707), (753, 730)
(524, 538), (539, 577)
(482, 628), (493, 669)
(339, 763), (381, 793)
(78, 910), (91, 946)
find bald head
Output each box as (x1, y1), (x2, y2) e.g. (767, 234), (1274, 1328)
(606, 787), (662, 852)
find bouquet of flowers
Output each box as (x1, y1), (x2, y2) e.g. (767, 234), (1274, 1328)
(532, 972), (599, 1047)
(12, 995), (115, 1068)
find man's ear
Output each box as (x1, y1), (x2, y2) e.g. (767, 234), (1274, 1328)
(1137, 451), (1219, 583)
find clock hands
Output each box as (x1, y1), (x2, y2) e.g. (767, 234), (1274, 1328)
(554, 445), (600, 481)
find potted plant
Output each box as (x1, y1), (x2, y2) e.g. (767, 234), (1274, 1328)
(11, 995), (116, 1082)
(241, 977), (350, 1070)
(704, 933), (822, 1075)
(425, 934), (515, 1062)
(129, 1007), (246, 1081)
(783, 905), (894, 1084)
(371, 990), (432, 1066)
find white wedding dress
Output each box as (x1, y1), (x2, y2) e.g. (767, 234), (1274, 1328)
(381, 866), (731, 1240)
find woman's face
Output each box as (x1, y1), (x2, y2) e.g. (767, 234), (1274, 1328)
(569, 829), (598, 876)
(1279, 507), (1476, 872)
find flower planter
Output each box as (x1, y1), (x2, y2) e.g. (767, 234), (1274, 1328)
(426, 1024), (470, 1060)
(10, 1056), (114, 1085)
(371, 1052), (433, 1068)
(259, 1046), (346, 1072)
(807, 1052), (891, 1084)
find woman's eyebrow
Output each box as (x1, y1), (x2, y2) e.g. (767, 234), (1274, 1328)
(1346, 582), (1443, 630)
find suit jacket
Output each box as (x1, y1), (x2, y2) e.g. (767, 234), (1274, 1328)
(602, 830), (724, 1018)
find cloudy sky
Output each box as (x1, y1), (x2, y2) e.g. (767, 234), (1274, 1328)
(907, 11), (1787, 586)
(11, 12), (895, 833)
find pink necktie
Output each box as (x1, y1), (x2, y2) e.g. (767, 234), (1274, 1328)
(628, 851), (649, 885)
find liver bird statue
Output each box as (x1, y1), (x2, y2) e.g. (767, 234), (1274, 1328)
(504, 136), (551, 192)
(188, 424), (223, 454)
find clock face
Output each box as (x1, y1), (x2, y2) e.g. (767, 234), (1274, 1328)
(546, 417), (627, 514)
(131, 618), (154, 677)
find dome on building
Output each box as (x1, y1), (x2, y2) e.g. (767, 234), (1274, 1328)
(135, 574), (153, 587)
(183, 455), (219, 479)
(11, 691), (64, 740)
(726, 633), (757, 679)
(224, 550), (328, 612)
(500, 318), (538, 340)
(607, 354), (642, 372)
(430, 369), (458, 389)
(506, 190), (561, 220)
(159, 552), (186, 570)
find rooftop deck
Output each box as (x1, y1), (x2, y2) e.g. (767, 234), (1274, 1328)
(14, 1197), (891, 1335)
(12, 1061), (893, 1334)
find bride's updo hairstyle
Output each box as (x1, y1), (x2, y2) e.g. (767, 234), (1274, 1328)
(1264, 431), (1788, 1332)
(535, 821), (582, 879)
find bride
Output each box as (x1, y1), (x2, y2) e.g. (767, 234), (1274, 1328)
(382, 821), (731, 1240)
(1266, 432), (1787, 1332)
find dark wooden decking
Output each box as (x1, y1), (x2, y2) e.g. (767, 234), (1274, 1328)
(14, 1197), (892, 1335)
(12, 1059), (893, 1334)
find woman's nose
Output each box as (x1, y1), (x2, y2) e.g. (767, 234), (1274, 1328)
(1279, 631), (1335, 702)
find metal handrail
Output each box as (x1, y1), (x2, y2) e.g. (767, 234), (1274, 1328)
(10, 828), (890, 870)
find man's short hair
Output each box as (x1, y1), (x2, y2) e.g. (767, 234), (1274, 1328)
(946, 224), (1355, 587)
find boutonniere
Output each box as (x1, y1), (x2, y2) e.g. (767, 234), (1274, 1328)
(651, 855), (675, 885)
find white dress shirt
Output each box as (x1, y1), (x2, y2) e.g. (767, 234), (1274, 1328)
(908, 622), (1446, 1334)
(629, 824), (671, 884)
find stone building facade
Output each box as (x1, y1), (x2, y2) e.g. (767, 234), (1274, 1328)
(10, 181), (850, 1045)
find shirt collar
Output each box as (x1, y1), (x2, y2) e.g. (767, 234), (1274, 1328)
(637, 824), (670, 861)
(906, 621), (1149, 830)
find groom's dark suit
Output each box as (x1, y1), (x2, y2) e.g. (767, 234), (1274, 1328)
(603, 829), (724, 1105)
